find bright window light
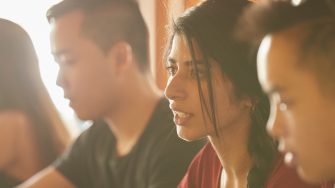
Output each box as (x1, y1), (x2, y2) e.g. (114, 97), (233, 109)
(0, 0), (81, 134)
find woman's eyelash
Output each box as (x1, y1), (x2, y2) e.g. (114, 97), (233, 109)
(165, 65), (177, 76)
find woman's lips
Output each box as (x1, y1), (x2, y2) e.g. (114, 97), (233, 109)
(173, 111), (192, 126)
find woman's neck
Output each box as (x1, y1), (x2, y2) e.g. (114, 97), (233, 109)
(208, 120), (253, 187)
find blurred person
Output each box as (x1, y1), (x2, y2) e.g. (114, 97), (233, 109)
(164, 0), (332, 187)
(0, 18), (71, 187)
(238, 0), (335, 185)
(18, 0), (204, 188)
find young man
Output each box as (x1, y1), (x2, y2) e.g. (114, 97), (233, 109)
(239, 0), (335, 185)
(18, 0), (203, 187)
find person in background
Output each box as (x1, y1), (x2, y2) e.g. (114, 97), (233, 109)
(238, 0), (335, 185)
(18, 0), (204, 187)
(0, 18), (71, 188)
(164, 0), (332, 187)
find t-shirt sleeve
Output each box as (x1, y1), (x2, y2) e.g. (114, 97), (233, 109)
(52, 128), (92, 187)
(148, 132), (205, 188)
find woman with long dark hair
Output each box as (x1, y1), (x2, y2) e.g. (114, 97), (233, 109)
(0, 18), (71, 187)
(164, 0), (332, 187)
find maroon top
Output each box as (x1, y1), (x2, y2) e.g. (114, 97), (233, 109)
(178, 143), (333, 188)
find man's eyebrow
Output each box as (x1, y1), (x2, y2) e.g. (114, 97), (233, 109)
(266, 85), (286, 95)
(51, 49), (74, 62)
(52, 49), (72, 57)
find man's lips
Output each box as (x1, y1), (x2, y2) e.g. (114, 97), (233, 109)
(278, 140), (297, 167)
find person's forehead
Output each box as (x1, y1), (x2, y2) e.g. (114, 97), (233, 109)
(51, 9), (85, 33)
(50, 10), (86, 53)
(268, 31), (303, 69)
(257, 33), (301, 93)
(170, 35), (194, 60)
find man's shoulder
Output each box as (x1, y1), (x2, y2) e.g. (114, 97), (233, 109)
(266, 154), (330, 188)
(74, 120), (113, 146)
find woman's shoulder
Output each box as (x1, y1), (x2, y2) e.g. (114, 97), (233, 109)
(0, 110), (32, 170)
(193, 142), (219, 163)
(0, 110), (30, 129)
(186, 143), (221, 178)
(178, 143), (222, 188)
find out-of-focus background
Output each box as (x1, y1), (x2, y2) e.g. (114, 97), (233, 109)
(0, 0), (204, 136)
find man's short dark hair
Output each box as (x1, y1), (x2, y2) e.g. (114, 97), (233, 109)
(47, 0), (149, 72)
(237, 0), (334, 43)
(238, 0), (335, 94)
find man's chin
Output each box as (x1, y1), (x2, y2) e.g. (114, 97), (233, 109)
(297, 166), (330, 184)
(74, 111), (96, 121)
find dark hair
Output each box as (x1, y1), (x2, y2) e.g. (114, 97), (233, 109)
(47, 0), (149, 72)
(166, 0), (276, 187)
(0, 19), (70, 166)
(238, 0), (335, 95)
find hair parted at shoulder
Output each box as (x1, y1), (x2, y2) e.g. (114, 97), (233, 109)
(47, 0), (149, 72)
(0, 18), (71, 166)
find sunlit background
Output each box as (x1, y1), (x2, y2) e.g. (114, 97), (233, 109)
(0, 0), (82, 135)
(0, 0), (202, 136)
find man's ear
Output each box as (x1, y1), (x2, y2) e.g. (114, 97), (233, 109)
(107, 41), (133, 73)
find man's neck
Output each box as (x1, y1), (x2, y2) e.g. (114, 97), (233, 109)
(104, 77), (162, 157)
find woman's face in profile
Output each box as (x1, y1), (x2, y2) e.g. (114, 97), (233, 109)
(165, 34), (251, 141)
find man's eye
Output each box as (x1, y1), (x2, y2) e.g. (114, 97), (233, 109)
(64, 60), (76, 65)
(279, 102), (288, 111)
(278, 100), (293, 112)
(57, 54), (77, 66)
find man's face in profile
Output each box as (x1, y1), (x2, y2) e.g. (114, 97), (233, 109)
(257, 33), (335, 183)
(50, 10), (120, 120)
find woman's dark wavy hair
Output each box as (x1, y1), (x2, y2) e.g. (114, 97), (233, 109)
(165, 0), (277, 187)
(0, 19), (69, 166)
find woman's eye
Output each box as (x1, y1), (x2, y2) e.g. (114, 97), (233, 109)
(166, 66), (177, 76)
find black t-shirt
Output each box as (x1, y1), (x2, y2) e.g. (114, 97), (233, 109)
(0, 172), (21, 188)
(54, 99), (205, 188)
